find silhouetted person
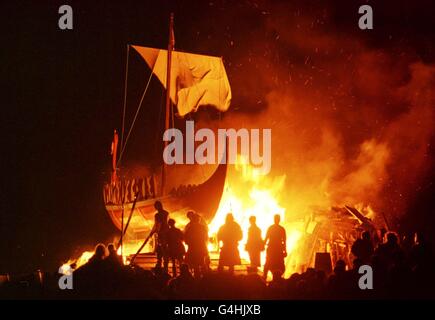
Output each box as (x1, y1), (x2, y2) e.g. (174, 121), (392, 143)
(263, 214), (286, 280)
(217, 213), (243, 274)
(105, 243), (123, 268)
(351, 231), (374, 263)
(100, 243), (124, 296)
(374, 228), (387, 247)
(167, 219), (185, 277)
(375, 231), (401, 269)
(74, 243), (107, 296)
(410, 232), (433, 267)
(184, 211), (209, 277)
(410, 232), (435, 298)
(150, 200), (169, 272)
(245, 216), (264, 272)
(401, 233), (414, 256)
(88, 243), (107, 266)
(327, 259), (347, 298)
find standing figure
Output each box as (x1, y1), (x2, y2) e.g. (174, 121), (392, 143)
(217, 213), (243, 274)
(184, 211), (209, 277)
(245, 216), (264, 272)
(351, 231), (374, 264)
(87, 243), (107, 269)
(150, 200), (169, 272)
(263, 214), (287, 280)
(167, 219), (186, 276)
(374, 231), (402, 269)
(197, 213), (211, 271)
(105, 243), (123, 268)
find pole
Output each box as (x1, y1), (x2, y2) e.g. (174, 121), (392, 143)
(117, 192), (139, 249)
(120, 180), (126, 257)
(161, 13), (174, 197)
(120, 44), (130, 151)
(129, 233), (153, 265)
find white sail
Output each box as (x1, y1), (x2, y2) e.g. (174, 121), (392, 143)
(132, 45), (232, 117)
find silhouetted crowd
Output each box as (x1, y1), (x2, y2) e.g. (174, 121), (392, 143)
(1, 201), (434, 299)
(134, 201), (288, 280)
(68, 201), (435, 299)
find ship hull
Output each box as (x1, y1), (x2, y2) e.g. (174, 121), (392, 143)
(105, 160), (227, 235)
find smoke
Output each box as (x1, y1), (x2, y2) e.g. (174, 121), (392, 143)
(190, 1), (435, 226)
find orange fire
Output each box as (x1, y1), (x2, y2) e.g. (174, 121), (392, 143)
(60, 251), (94, 274)
(62, 156), (306, 277)
(66, 153), (384, 278)
(209, 155), (304, 277)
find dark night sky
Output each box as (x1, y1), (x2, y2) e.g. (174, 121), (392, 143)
(1, 0), (434, 274)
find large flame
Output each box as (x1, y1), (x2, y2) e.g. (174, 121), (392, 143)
(209, 155), (303, 277)
(59, 251), (94, 274)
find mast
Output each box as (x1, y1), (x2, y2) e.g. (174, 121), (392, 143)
(161, 13), (174, 196)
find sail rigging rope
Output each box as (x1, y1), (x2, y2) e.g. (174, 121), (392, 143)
(117, 65), (155, 167)
(120, 45), (130, 155)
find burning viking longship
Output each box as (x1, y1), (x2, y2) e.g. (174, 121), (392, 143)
(102, 14), (232, 249)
